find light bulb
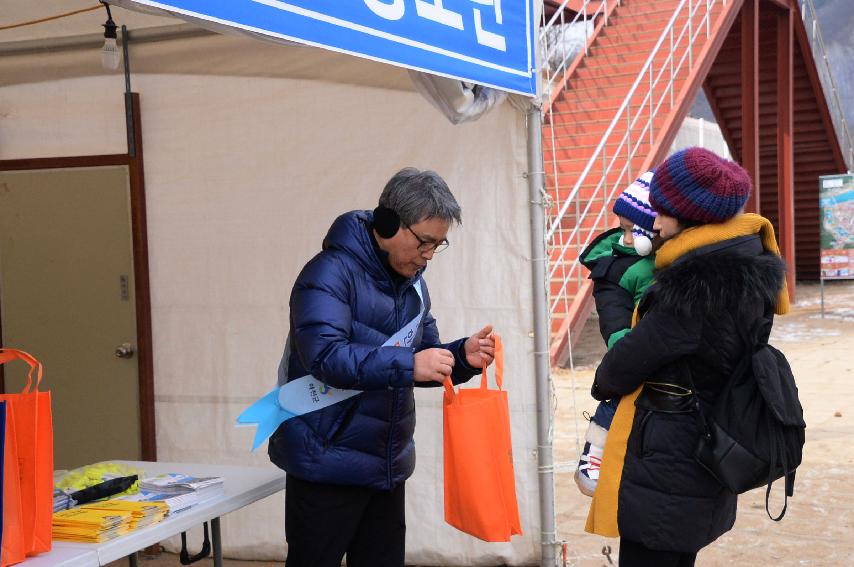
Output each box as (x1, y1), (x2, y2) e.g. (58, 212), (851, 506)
(101, 11), (120, 71)
(102, 37), (121, 70)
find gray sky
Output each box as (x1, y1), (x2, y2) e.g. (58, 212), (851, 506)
(814, 0), (853, 130)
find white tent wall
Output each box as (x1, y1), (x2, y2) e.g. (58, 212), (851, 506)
(0, 32), (542, 565)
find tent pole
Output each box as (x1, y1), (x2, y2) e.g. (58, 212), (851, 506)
(526, 102), (557, 567)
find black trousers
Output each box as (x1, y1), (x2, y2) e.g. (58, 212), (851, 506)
(619, 539), (697, 567)
(284, 474), (406, 567)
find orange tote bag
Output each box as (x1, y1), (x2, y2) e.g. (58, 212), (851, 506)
(0, 349), (53, 563)
(443, 336), (522, 542)
(1, 400), (25, 567)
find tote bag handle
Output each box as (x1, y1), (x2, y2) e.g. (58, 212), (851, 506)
(444, 334), (503, 398)
(479, 334), (503, 390)
(0, 348), (43, 393)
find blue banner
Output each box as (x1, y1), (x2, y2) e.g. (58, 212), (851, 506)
(130, 0), (537, 95)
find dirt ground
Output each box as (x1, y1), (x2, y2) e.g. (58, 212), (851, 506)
(108, 280), (854, 567)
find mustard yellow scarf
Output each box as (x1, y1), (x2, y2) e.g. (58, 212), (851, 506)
(585, 214), (789, 537)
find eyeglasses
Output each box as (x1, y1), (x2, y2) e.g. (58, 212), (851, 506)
(405, 225), (450, 253)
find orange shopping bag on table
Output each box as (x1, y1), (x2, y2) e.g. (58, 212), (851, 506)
(443, 335), (522, 542)
(0, 349), (53, 565)
(2, 400), (25, 567)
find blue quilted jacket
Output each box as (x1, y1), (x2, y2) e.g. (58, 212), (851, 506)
(268, 210), (479, 490)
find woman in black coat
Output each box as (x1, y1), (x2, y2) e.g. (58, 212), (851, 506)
(584, 148), (790, 567)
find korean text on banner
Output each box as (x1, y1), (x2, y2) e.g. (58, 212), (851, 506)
(117, 0), (537, 96)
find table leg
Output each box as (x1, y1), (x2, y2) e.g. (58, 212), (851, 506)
(128, 551), (139, 567)
(211, 517), (222, 567)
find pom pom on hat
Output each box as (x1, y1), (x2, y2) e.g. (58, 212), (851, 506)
(632, 228), (653, 256)
(649, 147), (752, 223)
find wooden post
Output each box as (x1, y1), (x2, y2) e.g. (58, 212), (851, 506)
(777, 9), (796, 301)
(741, 0), (760, 213)
(125, 92), (157, 462)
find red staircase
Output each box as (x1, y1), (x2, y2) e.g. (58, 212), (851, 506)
(543, 0), (742, 366)
(542, 0), (851, 367)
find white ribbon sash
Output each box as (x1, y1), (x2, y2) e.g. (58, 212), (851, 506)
(238, 280), (425, 450)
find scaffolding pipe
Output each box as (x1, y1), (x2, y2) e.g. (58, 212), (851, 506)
(526, 103), (557, 567)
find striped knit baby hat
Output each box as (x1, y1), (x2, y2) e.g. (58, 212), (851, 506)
(612, 171), (656, 232)
(613, 171), (657, 255)
(649, 147), (752, 223)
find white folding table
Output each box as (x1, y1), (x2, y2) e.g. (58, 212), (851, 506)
(44, 461), (286, 567)
(18, 546), (98, 567)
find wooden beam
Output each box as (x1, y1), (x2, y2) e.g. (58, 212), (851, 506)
(0, 155), (129, 170)
(126, 92), (157, 463)
(742, 0), (761, 213)
(764, 0), (792, 9)
(777, 9), (796, 300)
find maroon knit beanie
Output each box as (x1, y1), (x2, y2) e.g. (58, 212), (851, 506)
(649, 147), (752, 223)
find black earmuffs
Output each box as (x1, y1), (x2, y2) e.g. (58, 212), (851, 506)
(372, 206), (401, 239)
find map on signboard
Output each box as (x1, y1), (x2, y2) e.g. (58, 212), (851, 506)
(820, 174), (854, 279)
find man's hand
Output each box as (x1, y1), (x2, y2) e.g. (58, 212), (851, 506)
(464, 324), (496, 369)
(414, 348), (455, 384)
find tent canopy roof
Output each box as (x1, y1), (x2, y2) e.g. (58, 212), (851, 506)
(1, 1), (414, 91)
(3, 1), (176, 42)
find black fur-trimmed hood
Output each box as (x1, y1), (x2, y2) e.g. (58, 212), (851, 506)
(644, 235), (786, 316)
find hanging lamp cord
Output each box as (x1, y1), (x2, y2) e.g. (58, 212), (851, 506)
(0, 5), (102, 32)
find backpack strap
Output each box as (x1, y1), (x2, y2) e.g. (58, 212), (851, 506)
(683, 342), (753, 443)
(786, 470), (796, 497)
(682, 362), (710, 442)
(744, 307), (795, 522)
(765, 413), (791, 521)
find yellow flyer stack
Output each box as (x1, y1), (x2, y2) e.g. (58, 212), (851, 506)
(52, 501), (168, 543)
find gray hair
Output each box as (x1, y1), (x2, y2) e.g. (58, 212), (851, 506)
(378, 168), (462, 226)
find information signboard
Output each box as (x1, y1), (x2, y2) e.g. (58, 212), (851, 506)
(820, 173), (854, 279)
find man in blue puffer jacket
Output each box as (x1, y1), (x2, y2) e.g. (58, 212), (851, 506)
(269, 168), (496, 567)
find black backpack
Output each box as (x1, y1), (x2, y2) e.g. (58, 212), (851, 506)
(688, 321), (806, 521)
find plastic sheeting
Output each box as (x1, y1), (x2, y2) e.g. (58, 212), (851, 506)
(409, 71), (507, 125)
(542, 20), (594, 75)
(0, 32), (543, 565)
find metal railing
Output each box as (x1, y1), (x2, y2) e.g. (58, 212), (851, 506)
(538, 0), (615, 346)
(800, 0), (854, 170)
(544, 0), (727, 324)
(540, 0), (615, 112)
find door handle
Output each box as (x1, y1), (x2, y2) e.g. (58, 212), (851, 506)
(115, 343), (136, 359)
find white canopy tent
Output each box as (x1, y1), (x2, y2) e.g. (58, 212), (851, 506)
(0, 2), (555, 565)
